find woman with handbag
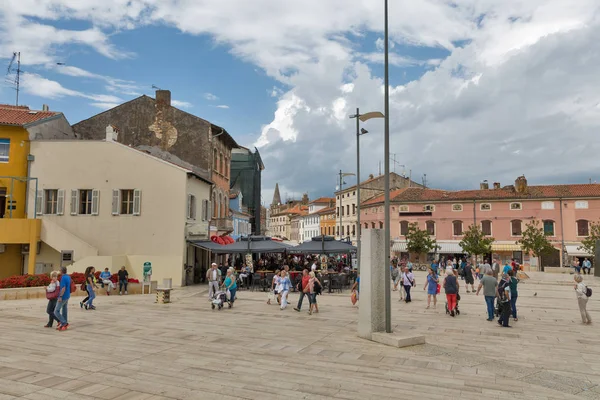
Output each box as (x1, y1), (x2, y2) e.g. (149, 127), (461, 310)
(423, 268), (439, 309)
(44, 271), (60, 328)
(307, 271), (322, 315)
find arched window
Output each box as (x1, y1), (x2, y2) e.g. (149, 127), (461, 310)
(364, 222), (368, 229)
(577, 220), (589, 236)
(224, 157), (229, 178)
(452, 220), (463, 236)
(219, 153), (224, 175)
(213, 148), (218, 172)
(400, 221), (409, 236)
(481, 220), (492, 236)
(212, 192), (217, 219)
(371, 222), (375, 229)
(222, 197), (227, 218)
(379, 221), (383, 229)
(426, 221), (435, 235)
(217, 193), (222, 219)
(543, 220), (555, 236)
(511, 220), (522, 236)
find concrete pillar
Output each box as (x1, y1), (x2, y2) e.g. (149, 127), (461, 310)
(358, 229), (386, 339)
(27, 222), (38, 275)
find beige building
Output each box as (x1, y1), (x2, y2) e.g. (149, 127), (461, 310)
(334, 173), (423, 243)
(26, 127), (213, 286)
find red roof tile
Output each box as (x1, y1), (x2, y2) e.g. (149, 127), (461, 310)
(309, 197), (334, 204)
(0, 104), (61, 126)
(362, 183), (600, 207)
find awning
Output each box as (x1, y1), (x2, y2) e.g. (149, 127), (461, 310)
(288, 236), (356, 254)
(491, 243), (521, 252)
(188, 240), (227, 251)
(391, 241), (463, 254)
(565, 244), (592, 257)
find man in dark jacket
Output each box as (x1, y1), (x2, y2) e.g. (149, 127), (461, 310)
(497, 273), (512, 327)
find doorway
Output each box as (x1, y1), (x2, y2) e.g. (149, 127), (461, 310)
(0, 187), (6, 218)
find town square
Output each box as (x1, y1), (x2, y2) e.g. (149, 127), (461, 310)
(1, 0), (600, 399)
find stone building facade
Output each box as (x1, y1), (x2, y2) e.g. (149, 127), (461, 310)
(72, 90), (238, 235)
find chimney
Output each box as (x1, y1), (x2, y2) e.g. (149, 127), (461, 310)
(480, 180), (489, 190)
(42, 104), (49, 111)
(515, 175), (528, 194)
(105, 125), (118, 142)
(493, 182), (501, 189)
(156, 90), (171, 107)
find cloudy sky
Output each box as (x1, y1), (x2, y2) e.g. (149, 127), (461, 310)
(1, 1), (600, 205)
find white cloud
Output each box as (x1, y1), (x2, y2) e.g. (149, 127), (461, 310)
(89, 102), (120, 110)
(3, 0), (600, 199)
(216, 105), (230, 109)
(21, 73), (123, 103)
(204, 93), (218, 101)
(51, 65), (142, 96)
(172, 100), (193, 109)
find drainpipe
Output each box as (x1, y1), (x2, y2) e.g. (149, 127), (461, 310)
(559, 198), (565, 268)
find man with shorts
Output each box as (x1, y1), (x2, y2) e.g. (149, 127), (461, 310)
(463, 262), (475, 293)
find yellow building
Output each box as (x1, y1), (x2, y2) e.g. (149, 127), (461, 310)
(0, 104), (73, 277)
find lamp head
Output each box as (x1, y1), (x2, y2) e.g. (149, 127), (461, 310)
(360, 128), (368, 135)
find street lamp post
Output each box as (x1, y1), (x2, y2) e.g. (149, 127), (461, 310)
(383, 0), (392, 333)
(350, 109), (384, 273)
(338, 170), (355, 241)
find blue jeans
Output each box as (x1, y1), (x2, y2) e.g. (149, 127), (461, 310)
(484, 296), (495, 320)
(510, 295), (518, 318)
(308, 293), (317, 305)
(54, 298), (69, 325)
(403, 285), (412, 302)
(297, 292), (307, 309)
(119, 280), (128, 292)
(229, 287), (237, 304)
(86, 284), (96, 307)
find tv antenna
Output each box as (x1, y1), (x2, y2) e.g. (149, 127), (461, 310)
(6, 52), (22, 106)
(151, 84), (162, 90)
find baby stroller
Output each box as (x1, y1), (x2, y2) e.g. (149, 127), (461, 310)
(445, 292), (461, 316)
(211, 290), (231, 310)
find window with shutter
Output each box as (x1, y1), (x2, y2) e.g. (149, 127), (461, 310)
(91, 190), (100, 215)
(36, 190), (44, 216)
(57, 189), (65, 215)
(201, 199), (207, 221)
(112, 189), (120, 215)
(70, 189), (78, 215)
(133, 189), (141, 216)
(187, 194), (192, 219)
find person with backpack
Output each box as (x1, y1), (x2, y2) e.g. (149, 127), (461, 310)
(442, 269), (459, 317)
(574, 274), (592, 325)
(401, 266), (415, 303)
(497, 273), (512, 327)
(508, 270), (519, 321)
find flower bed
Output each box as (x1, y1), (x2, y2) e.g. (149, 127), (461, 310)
(0, 272), (138, 289)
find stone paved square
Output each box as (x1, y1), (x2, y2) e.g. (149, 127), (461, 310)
(0, 272), (598, 399)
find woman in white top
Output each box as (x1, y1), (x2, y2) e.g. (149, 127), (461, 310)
(268, 270), (281, 305)
(574, 274), (592, 324)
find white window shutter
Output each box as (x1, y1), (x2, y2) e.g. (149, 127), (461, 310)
(187, 194), (192, 219)
(91, 189), (100, 216)
(70, 189), (79, 216)
(112, 189), (120, 216)
(191, 196), (196, 220)
(133, 189), (142, 216)
(57, 189), (65, 215)
(36, 190), (43, 216)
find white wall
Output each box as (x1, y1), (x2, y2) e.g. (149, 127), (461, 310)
(28, 140), (211, 286)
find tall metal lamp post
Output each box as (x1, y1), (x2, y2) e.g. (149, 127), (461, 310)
(383, 0), (392, 333)
(337, 170), (355, 241)
(349, 109), (384, 273)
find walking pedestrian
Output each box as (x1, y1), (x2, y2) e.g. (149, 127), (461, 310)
(206, 263), (220, 301)
(401, 267), (415, 303)
(294, 269), (310, 311)
(391, 261), (400, 291)
(85, 267), (98, 310)
(44, 271), (60, 328)
(279, 270), (291, 310)
(490, 259), (499, 280)
(443, 269), (459, 317)
(54, 267), (72, 331)
(508, 270), (519, 321)
(224, 268), (237, 307)
(464, 262), (475, 293)
(497, 273), (512, 328)
(307, 271), (321, 315)
(423, 268), (438, 309)
(574, 274), (592, 324)
(476, 270), (497, 321)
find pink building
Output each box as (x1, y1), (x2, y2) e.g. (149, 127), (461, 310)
(360, 176), (599, 270)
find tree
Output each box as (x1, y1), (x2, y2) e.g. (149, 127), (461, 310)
(578, 220), (600, 257)
(459, 225), (495, 264)
(517, 220), (555, 260)
(405, 222), (439, 262)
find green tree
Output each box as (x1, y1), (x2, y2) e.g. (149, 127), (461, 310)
(459, 225), (495, 264)
(578, 220), (600, 257)
(517, 220), (555, 259)
(405, 222), (439, 262)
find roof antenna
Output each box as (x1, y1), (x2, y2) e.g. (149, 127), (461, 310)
(6, 52), (22, 106)
(151, 84), (162, 90)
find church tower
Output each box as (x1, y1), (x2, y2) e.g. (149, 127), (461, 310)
(271, 183), (282, 207)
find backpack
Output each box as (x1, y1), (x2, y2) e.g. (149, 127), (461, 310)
(585, 286), (592, 297)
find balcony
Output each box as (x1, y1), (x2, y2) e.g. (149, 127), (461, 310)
(0, 218), (41, 244)
(212, 218), (233, 232)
